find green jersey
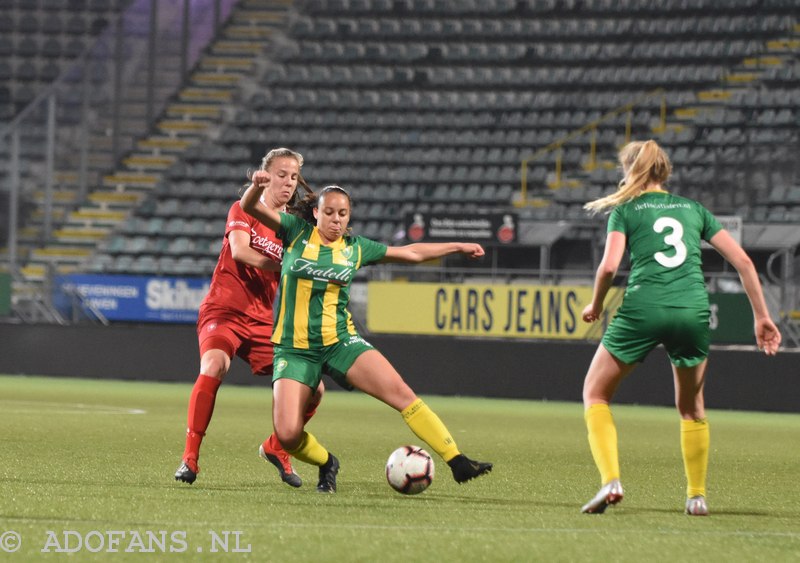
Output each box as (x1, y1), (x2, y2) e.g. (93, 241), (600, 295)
(607, 191), (723, 309)
(272, 212), (387, 349)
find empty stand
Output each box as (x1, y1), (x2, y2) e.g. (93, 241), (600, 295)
(2, 0), (797, 334)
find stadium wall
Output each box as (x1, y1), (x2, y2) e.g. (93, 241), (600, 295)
(0, 324), (795, 413)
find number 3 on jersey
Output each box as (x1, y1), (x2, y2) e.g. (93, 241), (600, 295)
(653, 217), (687, 268)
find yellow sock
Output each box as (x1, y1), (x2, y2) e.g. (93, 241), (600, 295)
(401, 399), (460, 462)
(286, 431), (329, 466)
(681, 418), (709, 498)
(585, 403), (620, 485)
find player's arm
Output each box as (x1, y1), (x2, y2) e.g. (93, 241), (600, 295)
(240, 170), (282, 231)
(708, 229), (781, 355)
(228, 230), (281, 272)
(380, 242), (484, 264)
(583, 230), (626, 323)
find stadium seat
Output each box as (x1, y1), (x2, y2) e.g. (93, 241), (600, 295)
(0, 35), (12, 57)
(65, 14), (88, 35)
(44, 12), (74, 37)
(10, 0), (796, 286)
(18, 13), (41, 34)
(16, 37), (40, 57)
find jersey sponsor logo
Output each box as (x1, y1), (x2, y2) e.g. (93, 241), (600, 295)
(250, 229), (283, 259)
(342, 334), (370, 347)
(632, 201), (690, 211)
(229, 220), (249, 228)
(289, 258), (353, 285)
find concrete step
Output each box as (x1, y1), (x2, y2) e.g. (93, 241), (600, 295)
(724, 71), (762, 85)
(211, 40), (264, 56)
(19, 262), (80, 282)
(156, 119), (212, 135)
(166, 103), (223, 119)
(28, 208), (67, 225)
(52, 226), (111, 245)
(122, 154), (177, 170)
(137, 137), (197, 153)
(231, 10), (287, 25)
(178, 87), (235, 103)
(199, 56), (257, 72)
(30, 189), (80, 207)
(30, 245), (94, 264)
(190, 72), (242, 87)
(102, 172), (161, 190)
(67, 207), (129, 227)
(88, 191), (145, 209)
(766, 38), (800, 53)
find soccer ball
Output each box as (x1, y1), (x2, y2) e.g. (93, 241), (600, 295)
(385, 445), (434, 495)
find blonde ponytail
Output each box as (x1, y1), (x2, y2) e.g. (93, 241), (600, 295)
(584, 140), (672, 214)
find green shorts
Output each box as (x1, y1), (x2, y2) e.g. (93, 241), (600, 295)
(272, 334), (375, 390)
(602, 306), (710, 368)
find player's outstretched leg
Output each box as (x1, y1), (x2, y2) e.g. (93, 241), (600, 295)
(400, 398), (493, 484)
(447, 454), (493, 483)
(259, 436), (302, 488)
(581, 479), (624, 514)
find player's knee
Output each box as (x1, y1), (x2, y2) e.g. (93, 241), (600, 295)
(676, 398), (704, 419)
(200, 350), (230, 379)
(390, 384), (417, 411)
(275, 426), (303, 451)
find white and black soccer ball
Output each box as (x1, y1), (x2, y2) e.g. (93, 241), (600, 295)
(385, 445), (434, 495)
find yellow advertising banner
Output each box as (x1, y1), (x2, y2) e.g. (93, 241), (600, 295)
(367, 282), (623, 340)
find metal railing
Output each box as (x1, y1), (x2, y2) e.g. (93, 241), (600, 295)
(516, 88), (666, 206)
(0, 0), (236, 322)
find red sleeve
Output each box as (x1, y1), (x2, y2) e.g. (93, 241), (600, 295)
(225, 202), (254, 237)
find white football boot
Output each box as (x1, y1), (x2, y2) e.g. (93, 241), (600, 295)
(685, 495), (709, 516)
(581, 479), (624, 514)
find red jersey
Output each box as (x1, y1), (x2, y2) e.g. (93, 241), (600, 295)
(200, 202), (282, 322)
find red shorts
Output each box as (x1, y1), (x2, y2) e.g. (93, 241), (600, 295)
(197, 305), (275, 376)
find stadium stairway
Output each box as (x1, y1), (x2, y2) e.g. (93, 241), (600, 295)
(7, 1), (797, 327)
(11, 0), (292, 314)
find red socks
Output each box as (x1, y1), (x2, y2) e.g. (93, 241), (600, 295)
(183, 375), (322, 464)
(182, 374), (222, 464)
(304, 392), (321, 424)
(263, 393), (321, 453)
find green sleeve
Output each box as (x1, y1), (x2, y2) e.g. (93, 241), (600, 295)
(699, 204), (724, 242)
(357, 236), (388, 266)
(607, 207), (626, 234)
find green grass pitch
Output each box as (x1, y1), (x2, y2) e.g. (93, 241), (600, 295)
(1, 375), (799, 562)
